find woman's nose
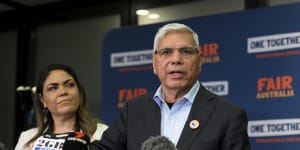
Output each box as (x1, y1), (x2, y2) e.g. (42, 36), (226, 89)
(58, 86), (68, 96)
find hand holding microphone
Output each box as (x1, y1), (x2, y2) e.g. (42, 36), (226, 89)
(141, 135), (176, 150)
(63, 131), (90, 150)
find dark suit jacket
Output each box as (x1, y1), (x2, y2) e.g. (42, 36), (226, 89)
(91, 86), (250, 150)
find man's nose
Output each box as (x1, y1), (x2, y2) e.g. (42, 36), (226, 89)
(170, 50), (183, 65)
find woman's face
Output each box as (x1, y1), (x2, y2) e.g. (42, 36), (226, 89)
(40, 70), (80, 118)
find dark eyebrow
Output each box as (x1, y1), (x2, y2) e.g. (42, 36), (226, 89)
(47, 82), (58, 87)
(47, 78), (74, 87)
(63, 79), (74, 84)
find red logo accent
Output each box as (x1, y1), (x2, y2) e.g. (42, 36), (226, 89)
(118, 88), (148, 108)
(256, 75), (295, 99)
(199, 42), (220, 63)
(257, 75), (293, 92)
(75, 131), (84, 138)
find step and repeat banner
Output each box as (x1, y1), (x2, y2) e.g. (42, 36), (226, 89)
(102, 3), (300, 149)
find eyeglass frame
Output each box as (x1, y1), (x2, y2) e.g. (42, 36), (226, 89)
(154, 45), (199, 58)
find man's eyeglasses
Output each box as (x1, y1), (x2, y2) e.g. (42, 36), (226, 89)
(154, 46), (199, 58)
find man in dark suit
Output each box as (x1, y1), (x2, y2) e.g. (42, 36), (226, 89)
(91, 23), (250, 150)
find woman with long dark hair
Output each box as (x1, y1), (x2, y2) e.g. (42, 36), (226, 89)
(15, 64), (107, 150)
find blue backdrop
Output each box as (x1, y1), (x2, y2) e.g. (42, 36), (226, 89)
(102, 3), (300, 149)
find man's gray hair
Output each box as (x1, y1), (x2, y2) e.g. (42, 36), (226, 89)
(153, 23), (199, 51)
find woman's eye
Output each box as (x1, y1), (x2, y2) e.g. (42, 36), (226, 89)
(47, 86), (57, 91)
(66, 82), (75, 88)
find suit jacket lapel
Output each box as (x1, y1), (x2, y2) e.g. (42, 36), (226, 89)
(177, 86), (216, 150)
(144, 95), (161, 136)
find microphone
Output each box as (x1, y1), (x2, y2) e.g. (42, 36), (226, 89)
(141, 135), (176, 150)
(62, 131), (90, 150)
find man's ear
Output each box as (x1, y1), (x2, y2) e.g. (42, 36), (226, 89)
(152, 54), (157, 75)
(198, 50), (204, 71)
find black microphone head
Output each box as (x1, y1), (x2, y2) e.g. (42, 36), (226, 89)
(141, 135), (176, 150)
(62, 131), (90, 150)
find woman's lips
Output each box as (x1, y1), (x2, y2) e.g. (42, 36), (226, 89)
(58, 99), (72, 104)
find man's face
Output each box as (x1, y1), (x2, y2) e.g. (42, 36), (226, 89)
(152, 31), (203, 92)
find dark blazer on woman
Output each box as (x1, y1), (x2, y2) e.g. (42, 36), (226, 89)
(91, 85), (250, 150)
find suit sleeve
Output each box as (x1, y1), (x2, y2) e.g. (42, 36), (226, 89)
(91, 104), (128, 150)
(222, 109), (251, 150)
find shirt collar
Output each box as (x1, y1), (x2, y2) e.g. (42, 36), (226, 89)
(153, 80), (200, 106)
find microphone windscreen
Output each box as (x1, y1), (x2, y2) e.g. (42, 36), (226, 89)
(62, 131), (90, 150)
(141, 135), (176, 150)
